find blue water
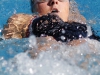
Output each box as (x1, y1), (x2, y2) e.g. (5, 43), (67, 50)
(76, 0), (100, 36)
(0, 0), (100, 75)
(0, 0), (32, 30)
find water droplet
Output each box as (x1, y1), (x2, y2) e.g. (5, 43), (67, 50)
(60, 36), (66, 41)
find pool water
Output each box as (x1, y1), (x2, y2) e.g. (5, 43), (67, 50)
(0, 0), (100, 75)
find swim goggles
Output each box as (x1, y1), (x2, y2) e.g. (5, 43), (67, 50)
(34, 0), (69, 3)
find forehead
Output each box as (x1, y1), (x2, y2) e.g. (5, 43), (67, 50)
(32, 0), (70, 4)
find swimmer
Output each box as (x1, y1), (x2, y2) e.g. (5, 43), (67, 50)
(2, 0), (92, 47)
(2, 0), (86, 38)
(29, 0), (88, 46)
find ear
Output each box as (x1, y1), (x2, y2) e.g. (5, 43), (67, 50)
(31, 0), (37, 13)
(36, 4), (39, 12)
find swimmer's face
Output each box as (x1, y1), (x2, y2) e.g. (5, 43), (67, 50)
(35, 0), (69, 22)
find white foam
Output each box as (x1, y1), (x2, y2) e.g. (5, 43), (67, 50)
(0, 38), (100, 75)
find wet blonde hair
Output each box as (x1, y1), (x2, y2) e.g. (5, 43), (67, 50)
(32, 0), (86, 24)
(2, 14), (33, 39)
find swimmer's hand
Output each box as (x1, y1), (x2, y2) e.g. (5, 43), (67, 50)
(60, 22), (87, 42)
(31, 13), (64, 37)
(31, 14), (87, 42)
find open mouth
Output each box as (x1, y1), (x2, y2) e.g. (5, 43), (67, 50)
(51, 8), (59, 13)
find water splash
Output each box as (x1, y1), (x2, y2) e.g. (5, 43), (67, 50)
(0, 36), (100, 75)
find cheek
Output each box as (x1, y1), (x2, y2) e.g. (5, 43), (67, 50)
(59, 2), (69, 21)
(62, 3), (69, 19)
(58, 2), (69, 14)
(37, 4), (45, 12)
(63, 3), (69, 13)
(37, 3), (50, 15)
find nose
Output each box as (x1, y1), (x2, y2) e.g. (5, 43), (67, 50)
(49, 0), (58, 6)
